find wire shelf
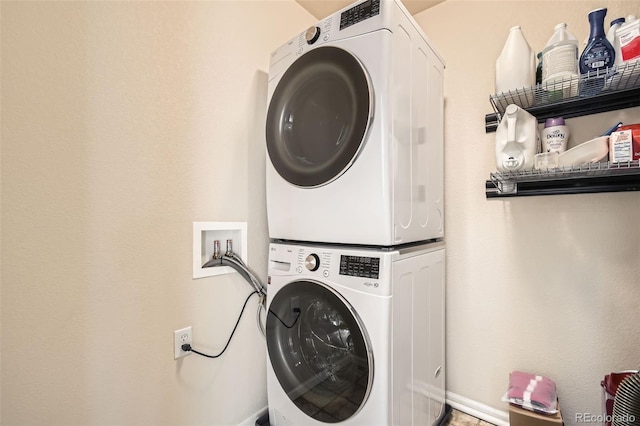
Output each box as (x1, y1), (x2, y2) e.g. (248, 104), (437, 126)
(485, 61), (640, 132)
(486, 161), (640, 197)
(490, 61), (640, 117)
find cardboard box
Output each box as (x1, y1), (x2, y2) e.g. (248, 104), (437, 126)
(617, 124), (640, 161)
(509, 403), (563, 426)
(610, 129), (633, 163)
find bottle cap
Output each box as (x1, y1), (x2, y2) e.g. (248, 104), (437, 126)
(611, 17), (625, 26)
(545, 117), (565, 127)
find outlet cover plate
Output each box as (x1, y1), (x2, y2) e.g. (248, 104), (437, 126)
(174, 326), (192, 359)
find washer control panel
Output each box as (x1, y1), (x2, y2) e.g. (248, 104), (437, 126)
(295, 249), (332, 276)
(295, 252), (381, 278)
(304, 253), (320, 271)
(339, 255), (380, 279)
(269, 243), (393, 295)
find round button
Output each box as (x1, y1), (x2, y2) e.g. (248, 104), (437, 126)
(296, 266), (303, 273)
(305, 26), (321, 45)
(305, 254), (320, 271)
(323, 270), (329, 277)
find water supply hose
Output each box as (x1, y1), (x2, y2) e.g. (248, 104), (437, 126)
(202, 253), (267, 338)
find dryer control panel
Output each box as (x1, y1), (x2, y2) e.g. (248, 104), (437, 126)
(339, 0), (381, 31)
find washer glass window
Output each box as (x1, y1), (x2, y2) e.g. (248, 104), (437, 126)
(266, 280), (373, 423)
(266, 46), (372, 187)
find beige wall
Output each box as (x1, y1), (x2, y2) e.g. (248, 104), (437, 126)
(416, 0), (640, 423)
(2, 1), (640, 425)
(1, 1), (314, 425)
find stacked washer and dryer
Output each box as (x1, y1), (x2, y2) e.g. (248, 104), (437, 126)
(263, 0), (446, 425)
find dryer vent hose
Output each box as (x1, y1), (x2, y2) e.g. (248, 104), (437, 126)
(202, 253), (267, 337)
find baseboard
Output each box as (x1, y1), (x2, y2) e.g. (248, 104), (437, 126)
(237, 406), (268, 426)
(446, 391), (509, 426)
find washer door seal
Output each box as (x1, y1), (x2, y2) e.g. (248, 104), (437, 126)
(266, 46), (372, 188)
(266, 280), (373, 423)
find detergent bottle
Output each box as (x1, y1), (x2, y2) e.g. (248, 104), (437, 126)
(495, 104), (540, 172)
(496, 26), (536, 103)
(541, 117), (570, 153)
(607, 17), (626, 68)
(542, 23), (579, 97)
(615, 15), (640, 66)
(579, 8), (615, 96)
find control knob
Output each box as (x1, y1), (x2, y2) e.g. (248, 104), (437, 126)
(305, 26), (321, 45)
(305, 253), (320, 271)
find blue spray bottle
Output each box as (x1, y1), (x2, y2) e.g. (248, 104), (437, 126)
(579, 8), (615, 96)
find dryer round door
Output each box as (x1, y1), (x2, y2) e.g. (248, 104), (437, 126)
(266, 280), (373, 423)
(266, 46), (373, 187)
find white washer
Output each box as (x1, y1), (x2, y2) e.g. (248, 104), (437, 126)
(265, 240), (446, 425)
(265, 0), (445, 246)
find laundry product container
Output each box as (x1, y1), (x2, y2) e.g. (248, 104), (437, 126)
(508, 403), (563, 426)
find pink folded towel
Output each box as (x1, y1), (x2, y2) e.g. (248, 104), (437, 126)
(506, 371), (558, 414)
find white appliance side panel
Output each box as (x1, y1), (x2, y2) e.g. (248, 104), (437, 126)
(425, 55), (444, 239)
(392, 22), (413, 242)
(413, 259), (430, 426)
(392, 8), (445, 245)
(393, 247), (446, 425)
(415, 46), (429, 229)
(428, 248), (446, 423)
(392, 263), (414, 425)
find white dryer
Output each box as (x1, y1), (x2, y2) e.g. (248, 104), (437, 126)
(265, 0), (445, 246)
(265, 240), (446, 425)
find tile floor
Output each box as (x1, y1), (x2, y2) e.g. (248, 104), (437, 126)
(446, 409), (495, 426)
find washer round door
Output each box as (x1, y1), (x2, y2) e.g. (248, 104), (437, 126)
(266, 280), (373, 423)
(266, 46), (373, 187)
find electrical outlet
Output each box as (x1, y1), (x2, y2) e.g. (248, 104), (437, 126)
(174, 326), (192, 359)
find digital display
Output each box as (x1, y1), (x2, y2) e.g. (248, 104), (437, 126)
(339, 0), (380, 31)
(339, 255), (380, 279)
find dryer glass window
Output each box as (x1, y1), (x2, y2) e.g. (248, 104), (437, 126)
(266, 280), (373, 423)
(266, 46), (372, 187)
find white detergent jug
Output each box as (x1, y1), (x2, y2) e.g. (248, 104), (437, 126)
(616, 15), (640, 66)
(542, 23), (579, 97)
(608, 17), (626, 68)
(495, 104), (540, 172)
(495, 26), (536, 97)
